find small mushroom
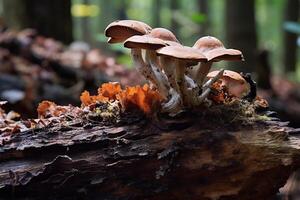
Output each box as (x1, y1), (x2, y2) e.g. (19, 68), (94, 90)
(105, 20), (152, 43)
(207, 70), (250, 98)
(193, 36), (243, 86)
(105, 20), (158, 93)
(124, 28), (181, 100)
(157, 45), (207, 111)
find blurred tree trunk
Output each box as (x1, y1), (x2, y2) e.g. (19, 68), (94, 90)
(197, 0), (208, 35)
(117, 0), (127, 20)
(170, 0), (179, 37)
(82, 0), (91, 44)
(25, 0), (73, 43)
(152, 0), (161, 27)
(283, 0), (299, 73)
(225, 0), (257, 73)
(2, 0), (28, 30)
(3, 0), (73, 44)
(256, 50), (272, 89)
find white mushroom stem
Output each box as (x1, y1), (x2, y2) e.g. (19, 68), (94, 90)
(202, 69), (224, 90)
(198, 87), (211, 103)
(160, 56), (183, 114)
(131, 49), (167, 99)
(195, 61), (213, 86)
(174, 59), (190, 105)
(161, 88), (182, 116)
(185, 75), (197, 88)
(192, 69), (224, 106)
(144, 50), (170, 98)
(160, 56), (181, 94)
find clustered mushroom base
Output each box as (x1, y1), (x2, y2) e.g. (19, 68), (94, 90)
(104, 20), (261, 116)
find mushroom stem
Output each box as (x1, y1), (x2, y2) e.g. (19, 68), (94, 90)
(160, 57), (181, 95)
(195, 61), (212, 86)
(161, 88), (182, 115)
(131, 49), (167, 98)
(202, 69), (224, 90)
(198, 87), (211, 103)
(185, 75), (197, 88)
(174, 59), (190, 105)
(191, 69), (224, 106)
(160, 56), (184, 114)
(144, 50), (170, 98)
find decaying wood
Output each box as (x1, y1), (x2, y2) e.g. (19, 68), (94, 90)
(0, 114), (300, 200)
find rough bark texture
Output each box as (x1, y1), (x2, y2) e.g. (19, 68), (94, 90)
(0, 113), (300, 200)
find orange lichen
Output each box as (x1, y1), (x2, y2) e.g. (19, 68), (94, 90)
(37, 101), (68, 118)
(209, 81), (226, 104)
(80, 82), (162, 114)
(117, 84), (162, 113)
(98, 82), (122, 99)
(80, 91), (109, 106)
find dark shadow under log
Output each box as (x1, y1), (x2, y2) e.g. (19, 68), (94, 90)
(0, 114), (300, 200)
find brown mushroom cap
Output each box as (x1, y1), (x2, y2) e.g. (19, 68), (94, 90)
(207, 70), (245, 83)
(105, 20), (152, 43)
(149, 28), (179, 43)
(124, 35), (166, 50)
(157, 45), (207, 65)
(193, 36), (243, 62)
(207, 70), (250, 97)
(124, 28), (181, 50)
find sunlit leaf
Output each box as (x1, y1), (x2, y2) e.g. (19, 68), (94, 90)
(72, 4), (100, 17)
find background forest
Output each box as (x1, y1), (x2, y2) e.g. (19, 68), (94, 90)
(0, 0), (299, 126)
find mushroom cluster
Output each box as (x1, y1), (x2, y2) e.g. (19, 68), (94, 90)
(105, 20), (249, 116)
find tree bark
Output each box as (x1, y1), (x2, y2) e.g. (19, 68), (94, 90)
(225, 0), (257, 73)
(283, 0), (300, 73)
(0, 113), (300, 200)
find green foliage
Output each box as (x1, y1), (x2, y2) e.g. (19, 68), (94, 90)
(190, 13), (206, 24)
(116, 54), (133, 68)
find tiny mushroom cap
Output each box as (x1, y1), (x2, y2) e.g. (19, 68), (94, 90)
(207, 70), (250, 98)
(124, 28), (181, 50)
(193, 36), (243, 61)
(157, 45), (207, 65)
(105, 20), (152, 43)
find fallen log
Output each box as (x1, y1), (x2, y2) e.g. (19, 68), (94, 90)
(1, 112), (300, 200)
